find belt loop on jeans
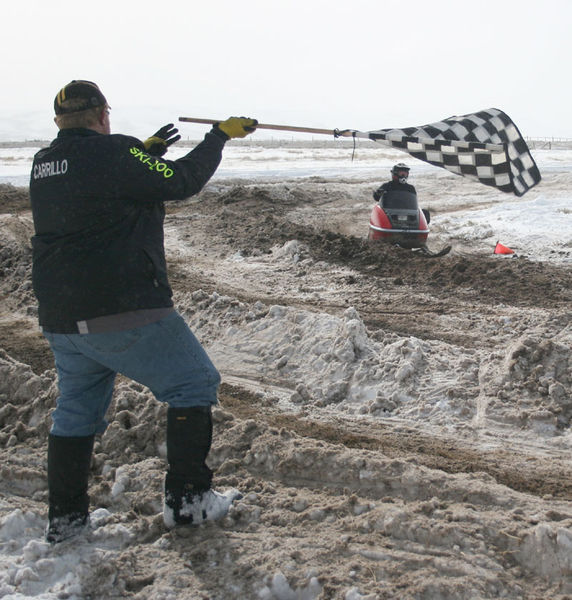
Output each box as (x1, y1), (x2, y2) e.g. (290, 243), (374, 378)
(77, 321), (89, 334)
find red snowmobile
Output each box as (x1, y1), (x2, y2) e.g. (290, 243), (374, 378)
(368, 188), (451, 257)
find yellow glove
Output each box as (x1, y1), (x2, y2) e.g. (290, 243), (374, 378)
(217, 117), (258, 139)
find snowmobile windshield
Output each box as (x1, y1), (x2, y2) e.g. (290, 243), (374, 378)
(382, 190), (419, 210)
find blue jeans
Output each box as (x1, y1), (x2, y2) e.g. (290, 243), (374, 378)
(43, 312), (220, 437)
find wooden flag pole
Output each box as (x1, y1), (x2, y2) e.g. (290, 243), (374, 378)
(178, 116), (355, 138)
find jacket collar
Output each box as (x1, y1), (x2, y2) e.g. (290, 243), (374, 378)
(56, 128), (104, 139)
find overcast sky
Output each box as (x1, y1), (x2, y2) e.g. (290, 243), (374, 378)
(2, 0), (571, 140)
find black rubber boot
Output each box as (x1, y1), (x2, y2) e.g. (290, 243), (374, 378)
(163, 405), (242, 527)
(46, 433), (95, 544)
(164, 406), (213, 526)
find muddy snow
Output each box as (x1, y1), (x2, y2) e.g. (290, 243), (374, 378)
(0, 140), (571, 599)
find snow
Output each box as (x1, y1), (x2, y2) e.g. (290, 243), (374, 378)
(440, 194), (572, 261)
(0, 138), (571, 598)
(2, 141), (571, 264)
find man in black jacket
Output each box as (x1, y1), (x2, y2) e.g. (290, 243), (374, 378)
(373, 162), (416, 202)
(30, 80), (257, 542)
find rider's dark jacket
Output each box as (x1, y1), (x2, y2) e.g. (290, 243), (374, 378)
(30, 127), (226, 333)
(373, 179), (416, 202)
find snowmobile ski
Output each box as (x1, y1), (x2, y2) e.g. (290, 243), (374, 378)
(412, 244), (452, 258)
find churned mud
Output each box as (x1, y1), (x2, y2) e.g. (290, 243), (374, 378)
(0, 173), (571, 599)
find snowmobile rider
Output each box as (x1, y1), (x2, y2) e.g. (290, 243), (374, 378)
(373, 162), (416, 202)
(30, 80), (257, 543)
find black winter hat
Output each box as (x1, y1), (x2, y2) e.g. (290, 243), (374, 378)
(54, 80), (107, 115)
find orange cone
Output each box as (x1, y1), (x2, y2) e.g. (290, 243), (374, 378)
(494, 241), (515, 255)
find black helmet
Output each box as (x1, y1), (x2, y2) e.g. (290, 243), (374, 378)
(391, 162), (410, 183)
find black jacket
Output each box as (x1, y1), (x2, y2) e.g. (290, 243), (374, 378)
(30, 127), (226, 332)
(373, 179), (416, 202)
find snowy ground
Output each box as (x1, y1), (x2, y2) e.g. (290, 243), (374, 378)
(0, 140), (571, 599)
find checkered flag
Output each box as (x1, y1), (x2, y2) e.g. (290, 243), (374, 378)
(353, 108), (541, 196)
